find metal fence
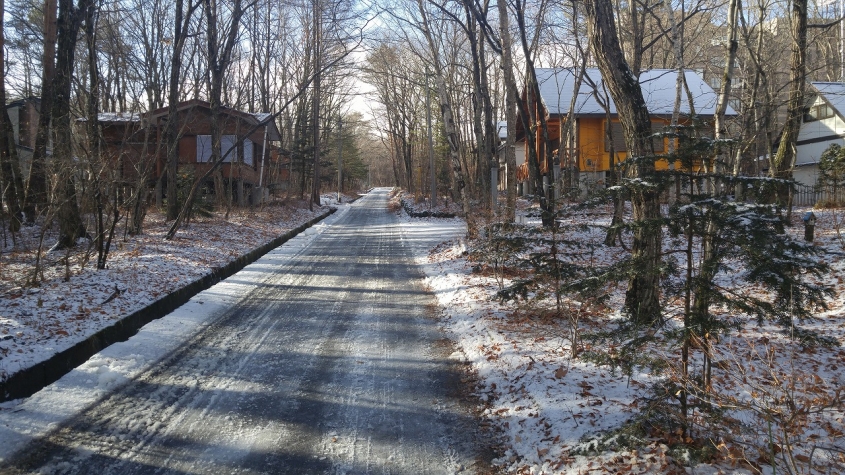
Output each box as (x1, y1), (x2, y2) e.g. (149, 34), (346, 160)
(793, 183), (845, 207)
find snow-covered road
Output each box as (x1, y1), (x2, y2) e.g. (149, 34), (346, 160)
(1, 189), (483, 474)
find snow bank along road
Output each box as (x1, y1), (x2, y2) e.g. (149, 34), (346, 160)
(0, 188), (484, 474)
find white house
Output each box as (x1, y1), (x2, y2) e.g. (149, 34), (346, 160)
(794, 82), (845, 187)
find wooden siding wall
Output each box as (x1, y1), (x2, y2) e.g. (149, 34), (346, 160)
(574, 117), (688, 172)
(98, 103), (280, 189)
(179, 135), (197, 164)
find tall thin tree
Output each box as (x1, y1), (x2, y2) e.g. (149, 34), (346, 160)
(52, 0), (93, 248)
(164, 0), (201, 220)
(584, 0), (662, 324)
(770, 0), (808, 213)
(0, 0), (24, 233)
(24, 0), (58, 222)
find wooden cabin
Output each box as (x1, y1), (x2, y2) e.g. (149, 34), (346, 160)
(514, 68), (734, 192)
(99, 100), (282, 206)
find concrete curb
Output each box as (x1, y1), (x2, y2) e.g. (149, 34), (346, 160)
(0, 208), (336, 402)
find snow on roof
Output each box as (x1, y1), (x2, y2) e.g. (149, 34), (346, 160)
(250, 112), (273, 123)
(97, 112), (141, 122)
(811, 82), (845, 118)
(535, 68), (734, 117)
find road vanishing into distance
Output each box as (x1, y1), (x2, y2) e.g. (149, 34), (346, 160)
(2, 189), (488, 474)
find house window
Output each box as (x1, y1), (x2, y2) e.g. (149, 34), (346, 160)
(243, 139), (254, 166)
(197, 135), (212, 162)
(196, 135), (237, 163)
(604, 122), (665, 153)
(818, 104), (834, 120)
(221, 135), (236, 162)
(804, 104), (835, 122)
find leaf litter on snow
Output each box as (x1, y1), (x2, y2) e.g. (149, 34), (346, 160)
(402, 195), (845, 475)
(0, 202), (326, 384)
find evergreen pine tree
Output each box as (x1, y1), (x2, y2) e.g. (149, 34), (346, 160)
(818, 143), (845, 206)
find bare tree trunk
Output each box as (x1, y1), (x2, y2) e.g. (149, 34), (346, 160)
(559, 5), (588, 197)
(462, 1), (497, 210)
(0, 0), (23, 233)
(497, 0), (517, 223)
(600, 85), (625, 246)
(188, 0), (247, 220)
(310, 0), (322, 210)
(128, 112), (158, 235)
(415, 0), (474, 233)
(770, 0), (807, 215)
(478, 22), (498, 211)
(52, 0), (90, 249)
(715, 0), (740, 143)
(205, 0), (246, 215)
(733, 3), (765, 199)
(165, 0), (198, 220)
(465, 5), (488, 207)
(513, 0), (555, 226)
(663, 0), (690, 202)
(293, 102), (306, 199)
(517, 70), (542, 199)
(559, 60), (587, 195)
(0, 110), (25, 233)
(623, 0), (644, 74)
(585, 0), (662, 325)
(167, 0), (253, 239)
(25, 0), (58, 222)
(715, 0), (740, 189)
(460, 0), (526, 216)
(83, 0), (113, 268)
(665, 0), (683, 155)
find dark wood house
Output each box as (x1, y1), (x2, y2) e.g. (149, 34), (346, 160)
(99, 99), (283, 206)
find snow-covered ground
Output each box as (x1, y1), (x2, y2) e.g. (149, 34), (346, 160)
(1, 189), (843, 474)
(0, 197), (348, 383)
(403, 195), (845, 475)
(0, 198), (354, 462)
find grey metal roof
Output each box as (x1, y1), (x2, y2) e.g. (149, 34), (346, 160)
(811, 82), (845, 118)
(535, 68), (734, 117)
(249, 112), (274, 123)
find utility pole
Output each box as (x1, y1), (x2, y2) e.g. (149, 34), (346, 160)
(337, 116), (342, 203)
(426, 69), (436, 209)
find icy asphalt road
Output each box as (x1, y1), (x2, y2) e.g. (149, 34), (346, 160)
(1, 189), (484, 474)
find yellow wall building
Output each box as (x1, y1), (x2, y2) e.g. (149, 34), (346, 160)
(513, 68), (735, 188)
